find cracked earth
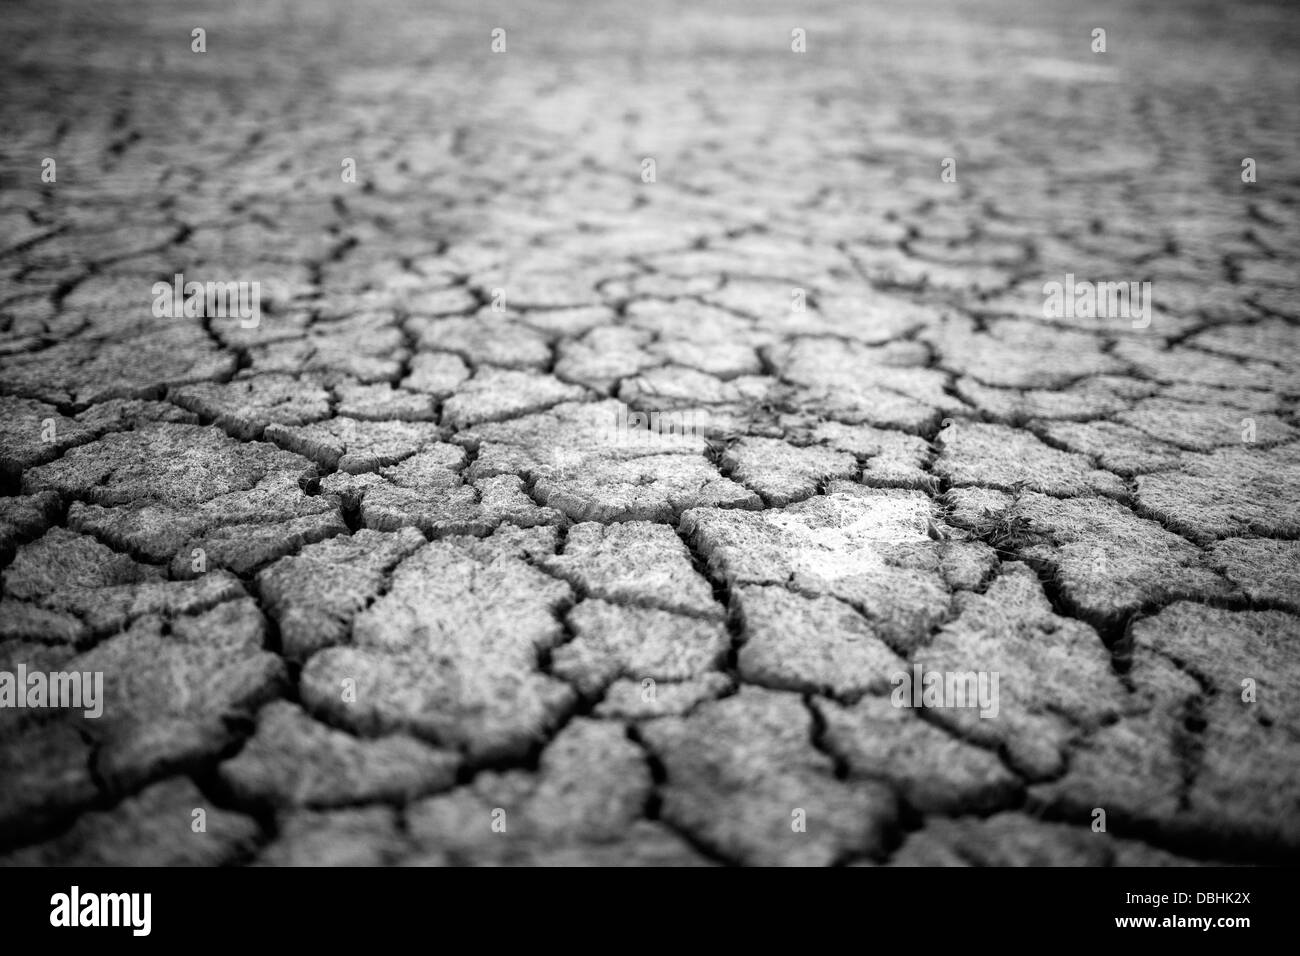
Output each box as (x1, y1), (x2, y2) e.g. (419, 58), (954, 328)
(1, 0), (1298, 866)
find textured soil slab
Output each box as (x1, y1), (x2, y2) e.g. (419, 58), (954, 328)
(770, 338), (956, 432)
(334, 381), (438, 422)
(595, 673), (735, 719)
(1204, 538), (1300, 611)
(0, 395), (196, 479)
(265, 418), (446, 474)
(68, 599), (287, 792)
(0, 491), (61, 564)
(255, 807), (406, 866)
(809, 422), (935, 491)
(462, 400), (761, 522)
(0, 777), (259, 866)
(538, 520), (722, 619)
(299, 530), (578, 761)
(0, 722), (98, 844)
(1, 527), (245, 643)
(734, 586), (904, 697)
(945, 489), (1237, 628)
(684, 484), (995, 651)
(400, 719), (710, 865)
(925, 316), (1127, 389)
(1135, 446), (1300, 542)
(883, 813), (1213, 867)
(641, 687), (898, 866)
(721, 437), (859, 507)
(1038, 420), (1185, 477)
(24, 422), (318, 507)
(441, 368), (589, 429)
(914, 563), (1125, 779)
(934, 422), (1126, 498)
(555, 600), (729, 697)
(0, 325), (237, 406)
(256, 527), (427, 661)
(1033, 603), (1300, 856)
(66, 471), (341, 566)
(170, 374), (332, 440)
(218, 700), (459, 808)
(818, 695), (1022, 813)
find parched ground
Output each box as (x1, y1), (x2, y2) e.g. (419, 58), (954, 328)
(1, 0), (1298, 866)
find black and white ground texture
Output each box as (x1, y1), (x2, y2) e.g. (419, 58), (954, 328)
(1, 0), (1298, 866)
